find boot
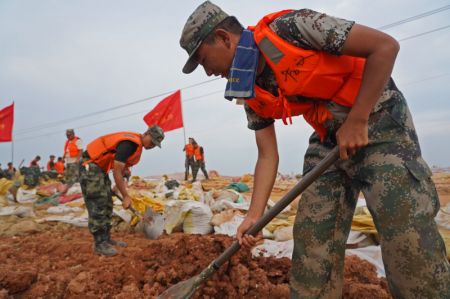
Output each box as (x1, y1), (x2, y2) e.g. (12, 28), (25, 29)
(93, 230), (117, 256)
(106, 227), (127, 248)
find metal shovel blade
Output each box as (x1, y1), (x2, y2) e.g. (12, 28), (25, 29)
(142, 207), (164, 240)
(157, 275), (199, 299)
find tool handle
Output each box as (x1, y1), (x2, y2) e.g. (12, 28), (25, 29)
(111, 191), (140, 216)
(212, 146), (339, 269)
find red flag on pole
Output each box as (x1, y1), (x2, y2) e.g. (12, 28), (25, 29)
(0, 103), (14, 142)
(143, 90), (183, 132)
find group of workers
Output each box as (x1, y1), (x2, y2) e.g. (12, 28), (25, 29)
(23, 128), (83, 185)
(183, 137), (209, 182)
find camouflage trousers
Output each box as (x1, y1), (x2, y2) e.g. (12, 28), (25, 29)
(79, 162), (113, 234)
(193, 160), (208, 180)
(185, 156), (195, 180)
(291, 94), (450, 298)
(65, 162), (80, 185)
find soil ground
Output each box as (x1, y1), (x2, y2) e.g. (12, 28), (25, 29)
(0, 228), (391, 299)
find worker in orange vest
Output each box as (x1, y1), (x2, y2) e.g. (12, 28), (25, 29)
(63, 129), (83, 185)
(80, 125), (164, 256)
(46, 155), (56, 171)
(54, 157), (65, 175)
(29, 155), (41, 168)
(183, 137), (196, 181)
(192, 141), (209, 181)
(180, 2), (450, 297)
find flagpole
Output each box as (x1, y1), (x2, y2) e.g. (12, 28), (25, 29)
(180, 90), (187, 144)
(11, 101), (15, 164)
(11, 139), (14, 164)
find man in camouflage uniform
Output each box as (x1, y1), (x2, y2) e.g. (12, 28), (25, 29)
(183, 137), (196, 181)
(63, 129), (83, 185)
(192, 141), (209, 181)
(80, 126), (164, 256)
(180, 2), (450, 298)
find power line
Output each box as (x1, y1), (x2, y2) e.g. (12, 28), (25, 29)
(377, 5), (450, 30)
(15, 90), (224, 142)
(15, 77), (221, 135)
(13, 6), (450, 136)
(400, 73), (450, 87)
(398, 24), (450, 41)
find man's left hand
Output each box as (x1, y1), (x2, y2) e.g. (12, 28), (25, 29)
(336, 116), (369, 160)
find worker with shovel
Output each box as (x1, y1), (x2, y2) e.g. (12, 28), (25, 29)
(79, 126), (164, 256)
(179, 2), (450, 298)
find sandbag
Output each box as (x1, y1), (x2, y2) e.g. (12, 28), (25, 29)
(16, 187), (39, 203)
(164, 200), (212, 235)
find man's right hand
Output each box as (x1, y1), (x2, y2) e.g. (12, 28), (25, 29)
(236, 215), (262, 248)
(122, 195), (132, 209)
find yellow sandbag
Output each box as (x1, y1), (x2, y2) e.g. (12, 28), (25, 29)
(266, 215), (295, 233)
(177, 187), (200, 201)
(129, 194), (165, 214)
(0, 179), (13, 195)
(351, 214), (377, 234)
(438, 229), (450, 260)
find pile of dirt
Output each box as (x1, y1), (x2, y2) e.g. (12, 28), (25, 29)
(0, 228), (390, 298)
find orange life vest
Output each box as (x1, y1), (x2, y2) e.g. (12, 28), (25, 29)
(185, 144), (195, 158)
(47, 161), (55, 171)
(55, 161), (65, 174)
(194, 146), (204, 161)
(84, 132), (143, 173)
(64, 137), (81, 158)
(247, 10), (366, 140)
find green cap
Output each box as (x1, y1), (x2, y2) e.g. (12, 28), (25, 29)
(180, 1), (229, 74)
(147, 125), (165, 148)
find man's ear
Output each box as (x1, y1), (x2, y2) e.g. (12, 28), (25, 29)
(215, 29), (231, 47)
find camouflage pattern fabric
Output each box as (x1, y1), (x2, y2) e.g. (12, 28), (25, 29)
(65, 162), (79, 185)
(193, 160), (208, 180)
(21, 166), (41, 187)
(179, 1), (229, 74)
(185, 156), (196, 181)
(291, 91), (450, 298)
(79, 162), (113, 234)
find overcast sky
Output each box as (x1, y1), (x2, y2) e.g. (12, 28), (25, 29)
(1, 0), (449, 176)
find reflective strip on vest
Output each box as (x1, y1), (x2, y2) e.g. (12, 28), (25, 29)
(258, 37), (284, 64)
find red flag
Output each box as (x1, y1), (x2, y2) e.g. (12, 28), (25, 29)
(0, 103), (14, 142)
(143, 90), (183, 132)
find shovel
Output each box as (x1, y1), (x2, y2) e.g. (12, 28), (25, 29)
(157, 146), (340, 299)
(112, 191), (164, 239)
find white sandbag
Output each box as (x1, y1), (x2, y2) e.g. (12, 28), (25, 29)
(347, 230), (369, 245)
(0, 206), (36, 218)
(39, 214), (89, 227)
(211, 199), (250, 213)
(16, 188), (39, 203)
(113, 207), (134, 223)
(273, 226), (293, 241)
(164, 200), (212, 235)
(252, 239), (294, 259)
(435, 203), (450, 230)
(47, 205), (83, 214)
(346, 245), (385, 277)
(213, 213), (272, 238)
(214, 214), (245, 237)
(66, 183), (82, 195)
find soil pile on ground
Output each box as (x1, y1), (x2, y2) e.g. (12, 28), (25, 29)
(0, 228), (390, 298)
